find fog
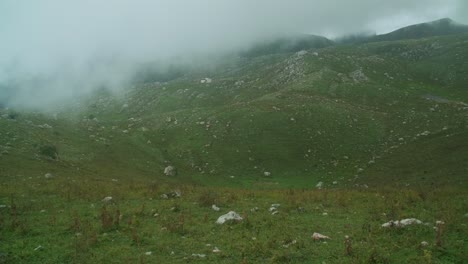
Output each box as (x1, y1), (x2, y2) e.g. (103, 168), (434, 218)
(1, 0), (467, 110)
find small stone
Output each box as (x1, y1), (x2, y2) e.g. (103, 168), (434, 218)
(101, 196), (113, 203)
(34, 245), (43, 251)
(212, 247), (221, 253)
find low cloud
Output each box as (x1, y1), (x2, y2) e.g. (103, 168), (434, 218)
(0, 0), (466, 109)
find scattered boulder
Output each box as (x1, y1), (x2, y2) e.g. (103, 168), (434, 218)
(216, 211), (243, 224)
(269, 204), (280, 215)
(250, 207), (259, 212)
(164, 166), (177, 176)
(44, 173), (54, 179)
(316, 182), (323, 189)
(312, 232), (330, 240)
(282, 240), (297, 248)
(101, 196), (113, 203)
(200, 78), (212, 84)
(212, 247), (221, 253)
(212, 204), (220, 211)
(381, 218), (422, 228)
(349, 69), (369, 82)
(37, 124), (52, 129)
(421, 241), (429, 247)
(263, 171), (272, 177)
(297, 50), (308, 57)
(160, 190), (181, 199)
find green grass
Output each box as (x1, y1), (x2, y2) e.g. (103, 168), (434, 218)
(1, 33), (468, 262)
(1, 176), (467, 263)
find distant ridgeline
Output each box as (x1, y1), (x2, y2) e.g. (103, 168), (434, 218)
(243, 18), (468, 53)
(338, 18), (468, 44)
(240, 34), (334, 57)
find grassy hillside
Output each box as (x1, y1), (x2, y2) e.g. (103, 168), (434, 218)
(1, 30), (467, 263)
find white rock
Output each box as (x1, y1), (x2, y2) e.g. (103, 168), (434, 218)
(145, 251), (152, 255)
(297, 50), (308, 56)
(44, 173), (54, 179)
(283, 240), (297, 248)
(420, 131), (430, 136)
(381, 218), (422, 228)
(164, 166), (177, 176)
(212, 247), (221, 253)
(216, 211), (243, 224)
(263, 171), (271, 177)
(101, 196), (113, 203)
(34, 245), (43, 251)
(312, 232), (330, 240)
(316, 182), (323, 189)
(250, 207), (259, 212)
(192, 254), (206, 258)
(212, 204), (220, 211)
(421, 241), (429, 247)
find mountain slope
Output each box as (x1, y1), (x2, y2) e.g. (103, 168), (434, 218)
(1, 32), (467, 188)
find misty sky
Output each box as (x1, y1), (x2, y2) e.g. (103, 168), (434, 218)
(1, 0), (467, 109)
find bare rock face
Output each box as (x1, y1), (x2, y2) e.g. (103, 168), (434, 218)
(164, 166), (177, 176)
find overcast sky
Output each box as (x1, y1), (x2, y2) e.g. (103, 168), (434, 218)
(1, 0), (467, 109)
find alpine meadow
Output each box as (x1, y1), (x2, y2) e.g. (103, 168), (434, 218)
(0, 1), (468, 263)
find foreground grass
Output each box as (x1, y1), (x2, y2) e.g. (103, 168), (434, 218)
(1, 175), (467, 263)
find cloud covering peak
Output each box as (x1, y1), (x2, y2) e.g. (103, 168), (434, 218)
(1, 0), (467, 109)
